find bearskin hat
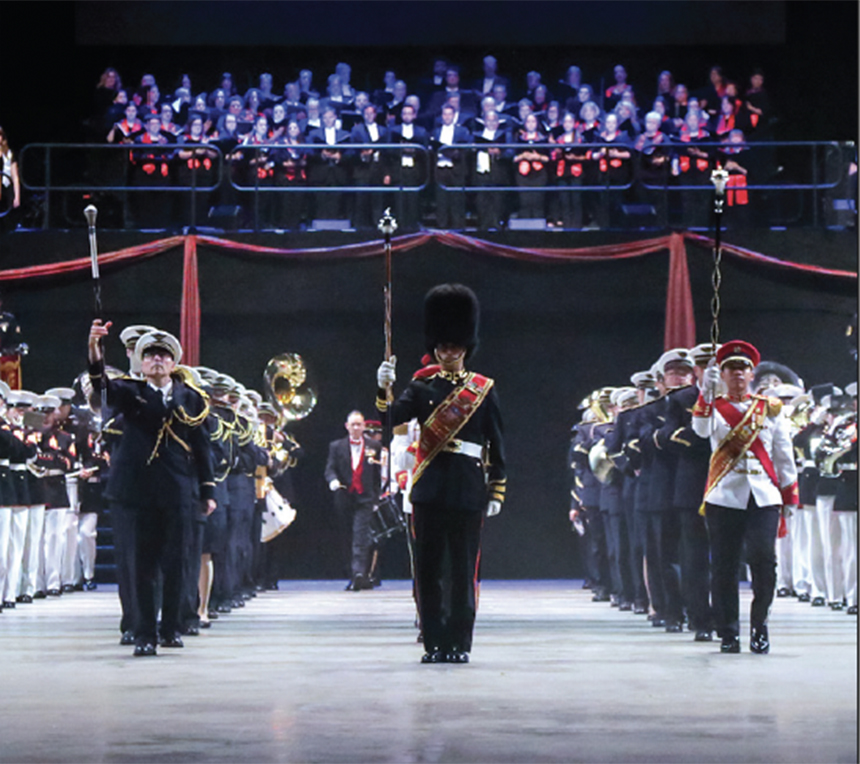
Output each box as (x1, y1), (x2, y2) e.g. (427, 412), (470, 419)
(424, 283), (479, 360)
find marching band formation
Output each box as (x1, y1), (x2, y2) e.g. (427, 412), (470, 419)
(0, 321), (302, 658)
(570, 341), (857, 653)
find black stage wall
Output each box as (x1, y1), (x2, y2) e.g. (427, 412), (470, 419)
(1, 229), (855, 579)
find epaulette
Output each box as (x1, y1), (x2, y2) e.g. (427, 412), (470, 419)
(172, 368), (209, 401)
(756, 394), (783, 417)
(412, 364), (442, 380)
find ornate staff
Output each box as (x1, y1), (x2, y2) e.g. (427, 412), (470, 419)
(84, 204), (108, 421)
(709, 166), (729, 352)
(378, 207), (398, 402)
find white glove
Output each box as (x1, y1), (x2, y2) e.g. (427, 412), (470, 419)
(329, 479), (343, 491)
(486, 500), (502, 517)
(700, 365), (721, 403)
(377, 356), (397, 389)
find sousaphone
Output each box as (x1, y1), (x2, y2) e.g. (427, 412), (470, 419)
(263, 353), (317, 423)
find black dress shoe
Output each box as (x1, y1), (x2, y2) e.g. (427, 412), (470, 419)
(421, 648), (446, 664)
(3, 600), (15, 609)
(231, 598), (245, 608)
(665, 621), (683, 633)
(133, 642), (157, 657)
(61, 584), (75, 593)
(847, 605), (858, 615)
(591, 590), (610, 603)
(352, 574), (373, 591)
(811, 596), (826, 606)
(651, 618), (666, 628)
(720, 636), (741, 653)
(183, 625), (200, 636)
(84, 580), (97, 591)
(216, 603), (231, 614)
(207, 610), (220, 620)
(829, 601), (845, 611)
(618, 601), (633, 611)
(694, 630), (714, 642)
(446, 649), (470, 664)
(33, 590), (47, 599)
(120, 630), (136, 646)
(73, 582), (85, 592)
(776, 587), (792, 598)
(633, 604), (648, 615)
(199, 619), (212, 629)
(750, 625), (770, 654)
(797, 592), (811, 603)
(159, 634), (184, 648)
(47, 589), (61, 597)
(16, 594), (33, 604)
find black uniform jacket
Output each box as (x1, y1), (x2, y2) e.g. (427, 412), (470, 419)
(655, 384), (711, 510)
(90, 363), (215, 508)
(379, 367), (505, 512)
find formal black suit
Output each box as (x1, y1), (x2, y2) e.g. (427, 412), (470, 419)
(90, 363), (214, 647)
(471, 127), (511, 230)
(324, 435), (383, 582)
(389, 124), (428, 229)
(350, 121), (390, 229)
(378, 367), (506, 654)
(431, 124), (471, 229)
(307, 126), (351, 219)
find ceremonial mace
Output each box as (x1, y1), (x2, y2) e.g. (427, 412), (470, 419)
(705, 166), (730, 433)
(378, 207), (398, 404)
(84, 204), (108, 421)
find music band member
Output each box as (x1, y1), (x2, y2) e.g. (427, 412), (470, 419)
(693, 340), (798, 655)
(376, 284), (506, 664)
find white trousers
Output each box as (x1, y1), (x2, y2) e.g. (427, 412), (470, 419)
(3, 507), (28, 601)
(838, 513), (857, 607)
(816, 494), (845, 605)
(807, 498), (830, 599)
(76, 512), (98, 582)
(61, 508), (79, 586)
(0, 507), (11, 602)
(791, 507), (813, 595)
(43, 509), (70, 592)
(21, 505), (46, 596)
(776, 510), (794, 591)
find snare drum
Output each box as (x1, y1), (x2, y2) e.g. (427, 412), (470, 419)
(370, 497), (407, 543)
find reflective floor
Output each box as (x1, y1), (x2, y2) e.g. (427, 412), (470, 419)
(0, 580), (856, 764)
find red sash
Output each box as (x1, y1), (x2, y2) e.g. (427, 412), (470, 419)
(701, 396), (795, 530)
(412, 372), (493, 485)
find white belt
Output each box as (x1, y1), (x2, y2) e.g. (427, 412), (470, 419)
(9, 464), (27, 471)
(734, 468), (762, 476)
(44, 470), (65, 477)
(0, 459), (9, 466)
(443, 439), (483, 459)
(840, 463), (858, 471)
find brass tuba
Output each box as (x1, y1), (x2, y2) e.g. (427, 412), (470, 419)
(815, 412), (857, 477)
(263, 353), (317, 423)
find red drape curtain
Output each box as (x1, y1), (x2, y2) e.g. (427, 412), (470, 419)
(0, 231), (853, 363)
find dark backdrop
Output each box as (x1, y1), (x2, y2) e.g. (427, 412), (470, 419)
(2, 229), (855, 579)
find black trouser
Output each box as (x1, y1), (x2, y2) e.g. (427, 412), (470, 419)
(109, 502), (137, 634)
(180, 513), (205, 630)
(625, 503), (648, 608)
(679, 508), (712, 631)
(434, 165), (466, 229)
(412, 503), (483, 652)
(706, 501), (779, 639)
(583, 506), (610, 594)
(642, 511), (683, 622)
(131, 500), (186, 644)
(607, 511), (635, 605)
(333, 490), (376, 579)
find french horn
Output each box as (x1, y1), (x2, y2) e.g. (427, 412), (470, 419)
(263, 353), (317, 422)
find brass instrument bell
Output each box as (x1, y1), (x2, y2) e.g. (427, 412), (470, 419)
(263, 353), (317, 422)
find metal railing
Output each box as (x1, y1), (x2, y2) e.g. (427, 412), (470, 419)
(17, 139), (857, 231)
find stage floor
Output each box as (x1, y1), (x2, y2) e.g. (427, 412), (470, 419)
(0, 580), (856, 764)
